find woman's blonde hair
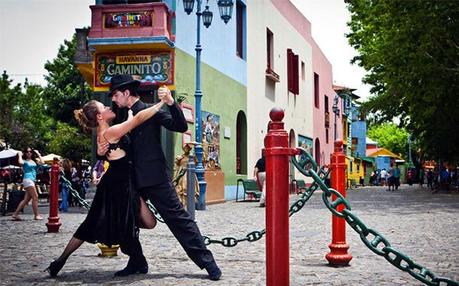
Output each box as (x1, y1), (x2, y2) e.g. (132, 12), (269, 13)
(74, 100), (100, 134)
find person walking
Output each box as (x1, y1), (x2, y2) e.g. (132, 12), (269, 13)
(45, 97), (163, 277)
(393, 164), (401, 190)
(380, 168), (387, 186)
(253, 153), (266, 207)
(107, 74), (222, 280)
(11, 147), (44, 221)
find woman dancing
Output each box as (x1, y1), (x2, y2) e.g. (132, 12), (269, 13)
(46, 86), (170, 277)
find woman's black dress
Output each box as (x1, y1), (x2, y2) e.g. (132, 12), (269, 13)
(74, 138), (138, 247)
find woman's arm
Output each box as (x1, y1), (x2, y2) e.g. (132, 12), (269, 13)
(104, 100), (165, 142)
(35, 150), (44, 164)
(17, 151), (24, 166)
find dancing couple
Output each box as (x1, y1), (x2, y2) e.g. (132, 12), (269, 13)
(46, 75), (222, 281)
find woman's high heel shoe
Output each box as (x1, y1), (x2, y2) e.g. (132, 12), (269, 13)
(45, 260), (65, 277)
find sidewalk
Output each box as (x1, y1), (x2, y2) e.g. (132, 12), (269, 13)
(0, 184), (457, 285)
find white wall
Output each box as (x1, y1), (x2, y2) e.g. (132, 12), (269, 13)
(246, 0), (314, 174)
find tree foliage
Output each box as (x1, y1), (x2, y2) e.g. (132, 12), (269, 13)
(346, 0), (459, 162)
(48, 122), (91, 162)
(43, 34), (92, 126)
(0, 72), (54, 151)
(0, 33), (92, 162)
(367, 123), (409, 157)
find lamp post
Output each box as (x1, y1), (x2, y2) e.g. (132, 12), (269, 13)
(332, 94), (340, 141)
(182, 0), (234, 210)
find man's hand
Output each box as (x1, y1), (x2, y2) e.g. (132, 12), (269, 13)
(158, 85), (174, 106)
(97, 142), (109, 156)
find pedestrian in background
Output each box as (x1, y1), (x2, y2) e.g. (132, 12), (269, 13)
(59, 159), (72, 212)
(387, 166), (394, 191)
(11, 147), (44, 221)
(380, 168), (387, 186)
(419, 168), (425, 187)
(253, 152), (266, 207)
(393, 164), (401, 190)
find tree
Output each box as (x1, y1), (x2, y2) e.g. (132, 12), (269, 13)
(43, 34), (92, 126)
(0, 71), (21, 149)
(42, 33), (93, 161)
(0, 72), (54, 151)
(346, 0), (459, 162)
(48, 122), (91, 162)
(367, 123), (409, 157)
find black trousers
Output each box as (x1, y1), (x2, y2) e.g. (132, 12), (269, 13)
(120, 182), (215, 269)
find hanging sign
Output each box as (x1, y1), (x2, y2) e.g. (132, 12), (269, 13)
(95, 52), (174, 88)
(104, 11), (152, 28)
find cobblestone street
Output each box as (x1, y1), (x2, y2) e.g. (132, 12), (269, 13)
(0, 184), (458, 286)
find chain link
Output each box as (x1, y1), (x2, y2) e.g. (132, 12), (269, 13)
(60, 175), (91, 209)
(291, 148), (459, 286)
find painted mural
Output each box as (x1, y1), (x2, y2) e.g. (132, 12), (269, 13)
(298, 134), (314, 170)
(202, 111), (221, 170)
(298, 135), (313, 155)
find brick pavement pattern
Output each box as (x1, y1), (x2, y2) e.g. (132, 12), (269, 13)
(0, 185), (458, 285)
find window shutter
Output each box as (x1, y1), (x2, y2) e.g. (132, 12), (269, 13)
(293, 53), (299, 94)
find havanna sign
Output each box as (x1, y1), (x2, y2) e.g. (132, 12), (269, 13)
(95, 52), (174, 88)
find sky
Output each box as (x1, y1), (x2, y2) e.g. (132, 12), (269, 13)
(0, 0), (371, 99)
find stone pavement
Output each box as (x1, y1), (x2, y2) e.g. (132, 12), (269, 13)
(0, 184), (458, 286)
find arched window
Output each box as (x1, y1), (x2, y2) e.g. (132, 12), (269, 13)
(236, 111), (247, 174)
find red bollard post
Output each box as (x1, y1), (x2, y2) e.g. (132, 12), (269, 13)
(46, 159), (61, 232)
(265, 108), (295, 286)
(325, 141), (352, 266)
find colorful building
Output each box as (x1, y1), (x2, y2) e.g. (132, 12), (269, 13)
(75, 0), (344, 201)
(246, 0), (340, 190)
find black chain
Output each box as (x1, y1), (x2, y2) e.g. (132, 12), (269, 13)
(292, 147), (459, 286)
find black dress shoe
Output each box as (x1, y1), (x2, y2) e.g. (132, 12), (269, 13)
(114, 263), (148, 277)
(205, 262), (222, 281)
(45, 259), (66, 277)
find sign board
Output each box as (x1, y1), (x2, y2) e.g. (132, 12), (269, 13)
(95, 52), (174, 88)
(104, 11), (153, 28)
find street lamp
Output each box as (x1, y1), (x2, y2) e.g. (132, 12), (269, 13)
(332, 94), (340, 141)
(182, 0), (234, 210)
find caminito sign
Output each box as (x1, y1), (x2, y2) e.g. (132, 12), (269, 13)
(95, 52), (174, 88)
(104, 11), (152, 28)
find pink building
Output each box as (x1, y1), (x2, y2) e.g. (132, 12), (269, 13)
(271, 0), (342, 166)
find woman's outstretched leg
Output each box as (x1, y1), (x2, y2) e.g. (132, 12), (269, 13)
(138, 197), (157, 229)
(46, 237), (83, 277)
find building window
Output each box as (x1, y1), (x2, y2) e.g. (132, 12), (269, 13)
(236, 0), (246, 60)
(301, 61), (305, 80)
(267, 28), (273, 71)
(326, 129), (329, 144)
(287, 49), (299, 95)
(314, 73), (319, 108)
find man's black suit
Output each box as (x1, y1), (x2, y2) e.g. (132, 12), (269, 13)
(121, 99), (216, 270)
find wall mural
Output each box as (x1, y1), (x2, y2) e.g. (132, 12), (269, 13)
(202, 111), (220, 170)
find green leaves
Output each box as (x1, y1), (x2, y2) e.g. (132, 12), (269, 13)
(347, 0), (459, 162)
(367, 123), (408, 157)
(1, 32), (91, 162)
